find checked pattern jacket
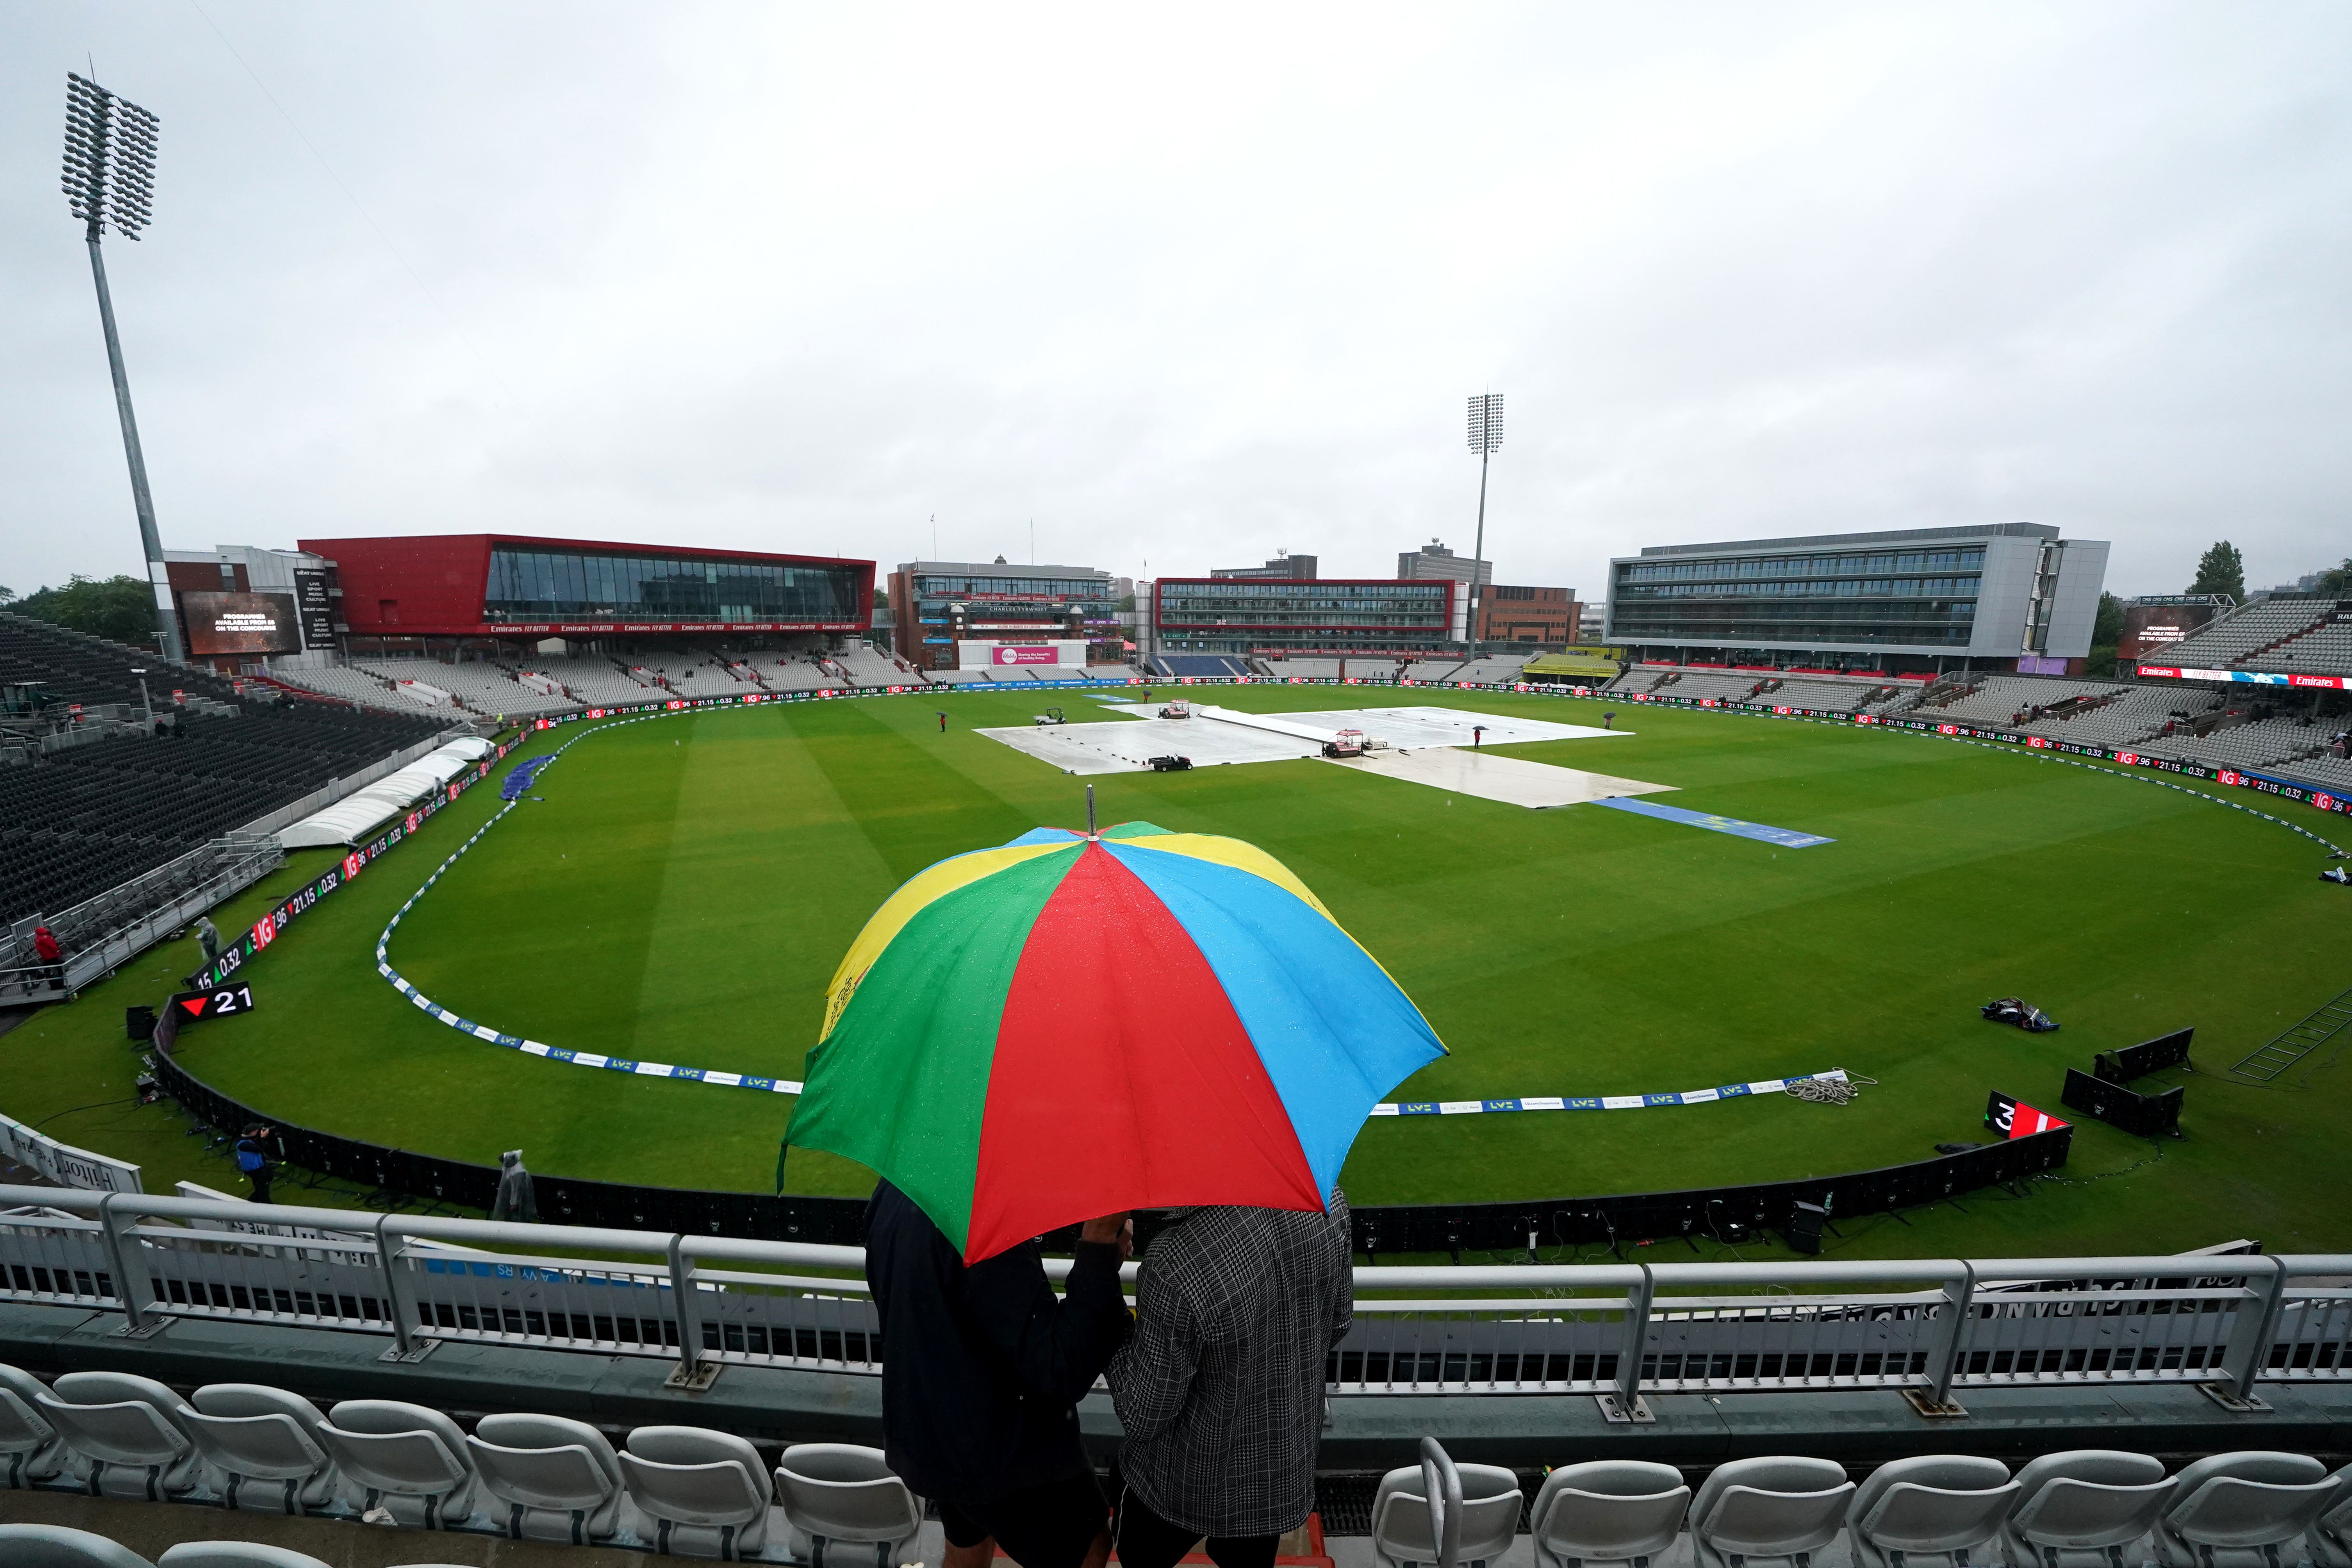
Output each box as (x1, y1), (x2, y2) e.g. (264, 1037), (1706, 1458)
(1106, 1189), (1353, 1538)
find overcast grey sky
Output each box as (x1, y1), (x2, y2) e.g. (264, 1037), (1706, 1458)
(5, 4), (2347, 602)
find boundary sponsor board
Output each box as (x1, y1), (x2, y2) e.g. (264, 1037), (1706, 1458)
(0, 1110), (143, 1193)
(2138, 665), (2351, 690)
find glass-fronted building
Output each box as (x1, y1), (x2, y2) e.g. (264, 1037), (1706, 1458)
(888, 559), (1120, 671)
(1152, 578), (1455, 656)
(1606, 523), (2108, 674)
(299, 534), (873, 644)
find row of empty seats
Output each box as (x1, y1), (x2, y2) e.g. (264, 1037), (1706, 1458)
(2244, 620), (2352, 675)
(1377, 1445), (2352, 1568)
(0, 1365), (921, 1562)
(348, 658), (577, 720)
(2160, 597), (2335, 669)
(257, 664), (448, 717)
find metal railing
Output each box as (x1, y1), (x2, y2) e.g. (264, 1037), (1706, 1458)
(0, 834), (285, 1004)
(3, 1187), (2346, 1406)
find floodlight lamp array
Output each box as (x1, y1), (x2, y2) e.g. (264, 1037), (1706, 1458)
(62, 72), (160, 241)
(1466, 393), (1504, 455)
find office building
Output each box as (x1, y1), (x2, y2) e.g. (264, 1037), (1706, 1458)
(1475, 585), (1580, 647)
(887, 558), (1120, 672)
(1152, 578), (1455, 657)
(1605, 523), (2108, 674)
(1212, 553), (1318, 580)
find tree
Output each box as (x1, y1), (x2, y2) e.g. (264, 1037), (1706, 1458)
(2188, 540), (2245, 600)
(11, 575), (162, 649)
(0, 586), (15, 605)
(2085, 591), (2126, 676)
(2314, 558), (2352, 595)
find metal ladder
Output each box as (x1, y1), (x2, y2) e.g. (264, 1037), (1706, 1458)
(2231, 987), (2352, 1082)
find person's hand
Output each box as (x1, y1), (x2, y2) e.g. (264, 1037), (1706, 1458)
(1081, 1212), (1134, 1260)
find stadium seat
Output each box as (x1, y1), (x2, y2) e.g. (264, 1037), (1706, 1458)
(2310, 1465), (2352, 1568)
(774, 1443), (924, 1567)
(1528, 1459), (1689, 1568)
(619, 1425), (774, 1560)
(1689, 1456), (1854, 1568)
(464, 1411), (626, 1545)
(1370, 1459), (1524, 1568)
(313, 1399), (480, 1530)
(183, 1384), (339, 1516)
(1999, 1450), (2176, 1568)
(0, 1362), (66, 1488)
(2153, 1453), (2338, 1568)
(1847, 1456), (2016, 1568)
(0, 1523), (155, 1568)
(157, 1545), (330, 1568)
(37, 1371), (206, 1501)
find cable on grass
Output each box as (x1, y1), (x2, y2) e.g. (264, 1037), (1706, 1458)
(1790, 1073), (1878, 1106)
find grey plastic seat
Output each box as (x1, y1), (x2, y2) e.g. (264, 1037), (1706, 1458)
(157, 1545), (331, 1568)
(1691, 1456), (1856, 1568)
(1849, 1456), (2017, 1568)
(464, 1411), (626, 1545)
(2154, 1453), (2337, 1568)
(2000, 1451), (2176, 1568)
(1530, 1460), (1690, 1568)
(314, 1399), (479, 1529)
(0, 1362), (66, 1489)
(775, 1444), (924, 1568)
(2309, 1465), (2352, 1568)
(619, 1425), (774, 1560)
(1371, 1461), (1525, 1568)
(38, 1371), (206, 1501)
(0, 1522), (156, 1568)
(184, 1385), (338, 1516)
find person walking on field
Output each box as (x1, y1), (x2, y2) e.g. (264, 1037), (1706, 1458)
(1107, 1189), (1355, 1568)
(194, 916), (221, 968)
(938, 710), (950, 732)
(865, 1181), (1133, 1568)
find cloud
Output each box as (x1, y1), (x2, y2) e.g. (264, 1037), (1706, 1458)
(3, 2), (2346, 604)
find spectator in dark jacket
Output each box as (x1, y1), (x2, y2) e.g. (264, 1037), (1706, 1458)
(865, 1181), (1132, 1568)
(1107, 1190), (1354, 1568)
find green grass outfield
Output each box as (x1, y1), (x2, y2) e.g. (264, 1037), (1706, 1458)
(7, 685), (2348, 1263)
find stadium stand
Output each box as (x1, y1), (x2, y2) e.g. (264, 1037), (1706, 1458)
(1147, 655), (1253, 678)
(0, 612), (245, 713)
(2, 1356), (2345, 1568)
(1910, 676), (2131, 728)
(1263, 657), (1346, 679)
(1442, 655), (1537, 685)
(2153, 596), (2334, 669)
(1399, 658), (1469, 683)
(349, 659), (576, 721)
(832, 645), (921, 687)
(2242, 617), (2352, 675)
(2, 619), (446, 931)
(920, 668), (992, 686)
(2133, 716), (2327, 772)
(508, 655), (660, 708)
(260, 663), (447, 717)
(2014, 685), (2223, 746)
(624, 656), (754, 698)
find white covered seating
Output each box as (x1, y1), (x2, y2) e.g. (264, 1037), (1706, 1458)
(2310, 1464), (2352, 1568)
(157, 1545), (331, 1568)
(1690, 1456), (1856, 1568)
(2152, 1452), (2339, 1568)
(0, 1522), (156, 1568)
(36, 1371), (206, 1502)
(1371, 1459), (1525, 1568)
(774, 1443), (925, 1568)
(312, 1399), (479, 1530)
(182, 1384), (339, 1516)
(619, 1424), (774, 1560)
(1999, 1450), (2176, 1568)
(0, 1361), (66, 1489)
(1530, 1459), (1691, 1568)
(464, 1411), (626, 1545)
(1847, 1456), (2015, 1568)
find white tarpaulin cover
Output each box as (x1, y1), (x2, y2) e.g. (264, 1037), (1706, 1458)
(278, 736), (494, 848)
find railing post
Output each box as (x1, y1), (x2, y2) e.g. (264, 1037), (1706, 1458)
(96, 1193), (159, 1337)
(665, 1235), (717, 1390)
(1612, 1263), (1653, 1416)
(374, 1218), (430, 1363)
(1928, 1262), (1977, 1404)
(2219, 1255), (2288, 1402)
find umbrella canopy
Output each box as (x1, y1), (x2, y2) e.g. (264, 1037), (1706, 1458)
(787, 821), (1446, 1261)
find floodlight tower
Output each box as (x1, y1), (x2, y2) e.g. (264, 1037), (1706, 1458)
(62, 72), (182, 664)
(1465, 393), (1504, 656)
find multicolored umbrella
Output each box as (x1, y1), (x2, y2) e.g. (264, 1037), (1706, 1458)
(785, 821), (1446, 1261)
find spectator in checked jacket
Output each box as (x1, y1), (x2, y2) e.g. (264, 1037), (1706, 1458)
(1106, 1189), (1354, 1568)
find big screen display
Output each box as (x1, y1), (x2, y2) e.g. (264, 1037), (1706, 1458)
(2118, 601), (2220, 663)
(182, 591), (301, 656)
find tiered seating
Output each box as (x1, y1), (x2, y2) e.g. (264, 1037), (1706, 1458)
(1767, 679), (1890, 712)
(921, 669), (991, 686)
(1398, 657), (1467, 683)
(1264, 657), (1345, 678)
(767, 658), (845, 691)
(619, 658), (749, 698)
(2, 652), (442, 925)
(2158, 597), (2332, 668)
(2013, 686), (2220, 746)
(833, 645), (918, 687)
(513, 656), (660, 707)
(1445, 655), (1535, 685)
(1149, 655), (1252, 678)
(2244, 618), (2352, 675)
(0, 1362), (930, 1564)
(0, 612), (244, 712)
(264, 664), (446, 715)
(1915, 676), (2131, 728)
(2136, 717), (2325, 771)
(1642, 670), (1768, 702)
(2269, 749), (2352, 792)
(351, 659), (575, 720)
